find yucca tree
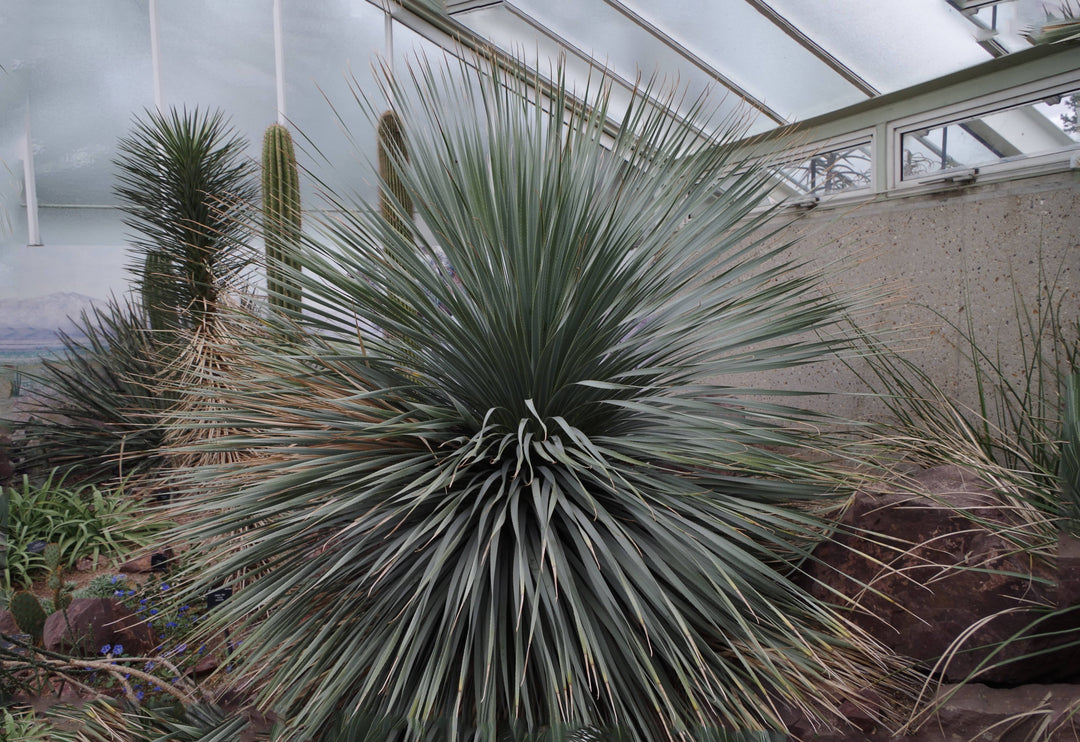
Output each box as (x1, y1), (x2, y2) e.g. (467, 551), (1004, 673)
(162, 56), (904, 740)
(114, 106), (257, 337)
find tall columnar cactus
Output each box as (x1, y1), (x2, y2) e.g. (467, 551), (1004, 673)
(42, 543), (71, 612)
(141, 249), (177, 337)
(262, 123), (303, 315)
(1061, 373), (1080, 533)
(377, 110), (413, 239)
(377, 110), (420, 363)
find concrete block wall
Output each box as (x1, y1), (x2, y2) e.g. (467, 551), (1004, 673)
(727, 170), (1080, 422)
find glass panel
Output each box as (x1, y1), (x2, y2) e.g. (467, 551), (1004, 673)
(455, 3), (774, 136)
(613, 0), (868, 119)
(901, 87), (1080, 179)
(157, 0), (275, 168)
(1, 1), (153, 207)
(282, 0), (386, 207)
(777, 142), (872, 196)
(963, 2), (1034, 53)
(764, 0), (992, 93)
(0, 209), (128, 301)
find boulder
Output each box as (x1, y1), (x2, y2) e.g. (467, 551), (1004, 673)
(784, 683), (1080, 741)
(0, 608), (20, 636)
(1058, 533), (1080, 608)
(800, 465), (1080, 684)
(119, 548), (174, 574)
(42, 598), (155, 657)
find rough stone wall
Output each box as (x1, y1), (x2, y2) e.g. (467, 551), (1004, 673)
(727, 170), (1080, 421)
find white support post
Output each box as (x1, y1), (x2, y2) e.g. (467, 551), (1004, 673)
(149, 0), (163, 111)
(274, 0), (286, 124)
(23, 105), (41, 247)
(384, 4), (396, 108)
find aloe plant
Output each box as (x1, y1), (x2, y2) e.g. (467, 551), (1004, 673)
(160, 57), (904, 740)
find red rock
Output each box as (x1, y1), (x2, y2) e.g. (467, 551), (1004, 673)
(1058, 532), (1080, 608)
(119, 554), (154, 573)
(800, 465), (1080, 685)
(190, 653), (219, 675)
(42, 598), (155, 657)
(119, 548), (174, 574)
(0, 609), (20, 636)
(782, 683), (1080, 741)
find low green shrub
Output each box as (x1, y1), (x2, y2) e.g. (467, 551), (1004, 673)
(2, 469), (164, 589)
(1, 707), (51, 741)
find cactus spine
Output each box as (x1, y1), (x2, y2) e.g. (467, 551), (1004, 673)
(9, 591), (47, 644)
(262, 123), (303, 315)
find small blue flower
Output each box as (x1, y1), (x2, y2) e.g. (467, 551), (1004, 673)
(175, 643), (187, 654)
(149, 608), (158, 615)
(101, 644), (112, 655)
(110, 575), (120, 584)
(136, 690), (144, 700)
(160, 583), (170, 591)
(144, 661), (155, 671)
(113, 644), (124, 655)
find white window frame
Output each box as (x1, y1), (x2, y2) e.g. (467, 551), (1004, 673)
(769, 130), (877, 209)
(887, 69), (1080, 194)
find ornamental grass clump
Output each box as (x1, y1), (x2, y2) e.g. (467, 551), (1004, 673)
(161, 56), (906, 740)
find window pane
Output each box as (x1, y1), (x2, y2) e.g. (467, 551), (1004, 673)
(901, 87), (1080, 179)
(777, 143), (872, 195)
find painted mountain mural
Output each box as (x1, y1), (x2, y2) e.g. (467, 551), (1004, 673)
(0, 292), (105, 363)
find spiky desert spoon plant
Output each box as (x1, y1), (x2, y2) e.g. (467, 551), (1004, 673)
(161, 56), (906, 740)
(16, 297), (171, 484)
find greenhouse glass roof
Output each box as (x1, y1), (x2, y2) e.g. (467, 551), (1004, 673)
(395, 0), (1057, 133)
(0, 0), (1075, 278)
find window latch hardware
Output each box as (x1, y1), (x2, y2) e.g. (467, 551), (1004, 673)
(789, 196), (820, 209)
(919, 167), (978, 186)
